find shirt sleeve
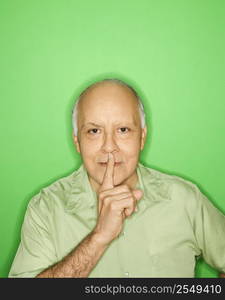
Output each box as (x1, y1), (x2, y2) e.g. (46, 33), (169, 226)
(8, 192), (57, 278)
(193, 186), (225, 273)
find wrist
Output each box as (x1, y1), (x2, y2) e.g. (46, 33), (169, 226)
(90, 230), (111, 248)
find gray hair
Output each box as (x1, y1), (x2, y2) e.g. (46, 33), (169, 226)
(72, 78), (146, 136)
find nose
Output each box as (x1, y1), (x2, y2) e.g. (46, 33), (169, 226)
(101, 132), (119, 153)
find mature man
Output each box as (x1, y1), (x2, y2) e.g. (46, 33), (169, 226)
(9, 79), (225, 278)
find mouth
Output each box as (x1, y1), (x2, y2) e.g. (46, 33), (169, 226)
(99, 162), (122, 167)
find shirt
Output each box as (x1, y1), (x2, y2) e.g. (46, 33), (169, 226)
(8, 163), (225, 277)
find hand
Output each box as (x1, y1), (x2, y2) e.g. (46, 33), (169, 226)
(93, 153), (143, 246)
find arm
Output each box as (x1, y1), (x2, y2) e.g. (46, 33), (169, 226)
(193, 186), (225, 276)
(36, 231), (108, 278)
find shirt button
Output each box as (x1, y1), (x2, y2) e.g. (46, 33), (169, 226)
(124, 272), (129, 277)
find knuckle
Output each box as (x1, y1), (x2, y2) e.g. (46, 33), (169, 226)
(127, 197), (136, 210)
(99, 190), (109, 201)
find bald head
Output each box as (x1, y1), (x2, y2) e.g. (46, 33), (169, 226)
(79, 79), (140, 106)
(72, 79), (145, 136)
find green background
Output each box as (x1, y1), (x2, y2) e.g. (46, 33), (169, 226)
(0, 0), (225, 278)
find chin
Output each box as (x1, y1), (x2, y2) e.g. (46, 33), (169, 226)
(113, 173), (129, 186)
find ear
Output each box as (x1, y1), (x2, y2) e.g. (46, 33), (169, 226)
(73, 133), (81, 153)
(140, 126), (147, 150)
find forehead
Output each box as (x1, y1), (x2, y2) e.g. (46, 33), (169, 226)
(78, 83), (140, 125)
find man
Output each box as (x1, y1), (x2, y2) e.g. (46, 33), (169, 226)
(9, 79), (225, 278)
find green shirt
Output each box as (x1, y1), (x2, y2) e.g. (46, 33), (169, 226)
(8, 163), (225, 277)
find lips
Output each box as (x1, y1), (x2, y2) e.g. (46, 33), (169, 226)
(99, 162), (122, 166)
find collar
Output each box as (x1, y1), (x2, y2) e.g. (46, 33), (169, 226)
(137, 162), (171, 207)
(65, 164), (97, 214)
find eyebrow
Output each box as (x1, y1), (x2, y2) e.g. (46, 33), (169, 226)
(81, 121), (138, 130)
(81, 122), (102, 130)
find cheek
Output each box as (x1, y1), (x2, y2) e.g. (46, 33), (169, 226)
(119, 140), (141, 157)
(80, 140), (99, 156)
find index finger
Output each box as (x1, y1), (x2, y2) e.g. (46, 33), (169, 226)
(100, 153), (114, 191)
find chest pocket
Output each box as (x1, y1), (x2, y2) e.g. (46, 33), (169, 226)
(148, 246), (197, 277)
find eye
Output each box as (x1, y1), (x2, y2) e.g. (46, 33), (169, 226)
(87, 128), (100, 134)
(118, 127), (130, 133)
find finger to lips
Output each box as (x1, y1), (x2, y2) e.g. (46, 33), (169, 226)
(101, 153), (114, 191)
(98, 153), (114, 213)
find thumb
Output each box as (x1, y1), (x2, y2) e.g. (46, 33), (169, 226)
(132, 189), (143, 201)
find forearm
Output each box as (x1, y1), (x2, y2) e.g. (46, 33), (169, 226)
(36, 231), (108, 278)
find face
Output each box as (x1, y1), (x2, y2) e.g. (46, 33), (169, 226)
(73, 82), (147, 193)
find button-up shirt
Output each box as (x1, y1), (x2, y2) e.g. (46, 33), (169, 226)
(8, 163), (225, 277)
